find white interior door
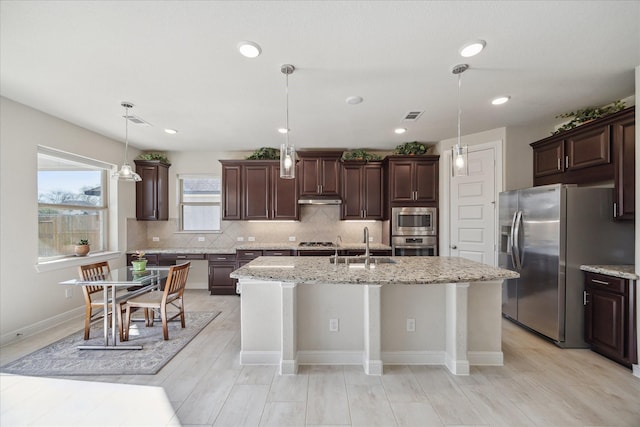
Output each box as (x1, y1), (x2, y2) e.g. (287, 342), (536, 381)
(449, 146), (497, 265)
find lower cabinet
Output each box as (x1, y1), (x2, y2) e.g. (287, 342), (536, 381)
(208, 254), (237, 295)
(584, 272), (637, 368)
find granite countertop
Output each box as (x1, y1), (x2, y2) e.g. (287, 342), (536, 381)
(579, 265), (638, 280)
(128, 243), (392, 255)
(230, 256), (519, 285)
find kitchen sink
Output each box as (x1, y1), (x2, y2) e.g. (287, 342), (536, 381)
(329, 256), (396, 265)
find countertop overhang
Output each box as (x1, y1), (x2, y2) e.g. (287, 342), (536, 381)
(579, 265), (638, 280)
(230, 256), (519, 285)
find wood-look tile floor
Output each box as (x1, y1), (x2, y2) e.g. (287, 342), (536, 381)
(1, 290), (639, 426)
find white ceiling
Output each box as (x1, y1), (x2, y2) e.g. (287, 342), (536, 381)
(1, 1), (639, 153)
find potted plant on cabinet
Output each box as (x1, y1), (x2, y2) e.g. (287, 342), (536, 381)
(131, 250), (147, 271)
(393, 141), (431, 156)
(74, 239), (90, 257)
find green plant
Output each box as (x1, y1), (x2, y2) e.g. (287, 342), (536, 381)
(134, 250), (146, 261)
(552, 100), (626, 135)
(137, 152), (170, 163)
(246, 147), (281, 160)
(341, 149), (382, 161)
(393, 141), (430, 156)
(76, 239), (89, 246)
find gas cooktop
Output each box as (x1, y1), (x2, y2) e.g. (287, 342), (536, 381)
(298, 241), (336, 247)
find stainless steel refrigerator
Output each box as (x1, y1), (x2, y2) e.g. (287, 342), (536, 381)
(498, 184), (634, 348)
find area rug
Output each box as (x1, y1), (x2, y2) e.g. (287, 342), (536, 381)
(0, 311), (220, 376)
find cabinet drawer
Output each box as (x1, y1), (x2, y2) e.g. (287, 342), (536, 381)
(263, 250), (293, 256)
(208, 254), (236, 263)
(236, 250), (263, 260)
(159, 253), (206, 262)
(585, 272), (626, 294)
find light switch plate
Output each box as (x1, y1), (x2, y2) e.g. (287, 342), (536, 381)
(197, 236), (205, 242)
(288, 236), (296, 241)
(152, 237), (160, 242)
(406, 318), (416, 332)
(248, 236), (256, 241)
(329, 318), (339, 332)
(237, 237), (244, 242)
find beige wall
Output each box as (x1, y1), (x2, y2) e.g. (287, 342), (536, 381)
(0, 97), (137, 343)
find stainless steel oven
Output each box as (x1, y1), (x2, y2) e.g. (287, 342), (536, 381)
(392, 207), (437, 236)
(392, 236), (438, 256)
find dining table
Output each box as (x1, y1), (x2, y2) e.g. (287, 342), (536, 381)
(60, 266), (170, 350)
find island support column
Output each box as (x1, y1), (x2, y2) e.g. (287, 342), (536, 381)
(280, 282), (298, 375)
(363, 284), (383, 375)
(445, 282), (470, 375)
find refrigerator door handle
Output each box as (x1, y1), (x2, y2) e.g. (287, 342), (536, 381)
(512, 211), (523, 270)
(509, 211), (519, 270)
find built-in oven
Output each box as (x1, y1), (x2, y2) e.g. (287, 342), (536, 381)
(392, 207), (437, 236)
(392, 236), (438, 256)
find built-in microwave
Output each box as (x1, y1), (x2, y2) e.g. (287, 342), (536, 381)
(391, 207), (437, 236)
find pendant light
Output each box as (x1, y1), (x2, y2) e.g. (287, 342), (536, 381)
(279, 64), (296, 179)
(114, 102), (142, 182)
(452, 64), (469, 177)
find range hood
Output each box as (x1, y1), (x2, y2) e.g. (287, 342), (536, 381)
(298, 196), (342, 205)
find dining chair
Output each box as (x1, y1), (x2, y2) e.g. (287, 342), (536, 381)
(123, 262), (190, 341)
(78, 261), (124, 341)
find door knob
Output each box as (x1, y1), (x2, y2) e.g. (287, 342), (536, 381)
(450, 245), (457, 249)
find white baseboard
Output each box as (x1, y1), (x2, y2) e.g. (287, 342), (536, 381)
(364, 359), (383, 375)
(280, 359), (298, 375)
(297, 350), (363, 365)
(0, 306), (84, 347)
(467, 351), (504, 366)
(445, 355), (470, 375)
(239, 351), (280, 365)
(633, 364), (640, 378)
(382, 351), (446, 365)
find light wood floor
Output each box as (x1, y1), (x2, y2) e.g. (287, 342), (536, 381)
(1, 289), (639, 426)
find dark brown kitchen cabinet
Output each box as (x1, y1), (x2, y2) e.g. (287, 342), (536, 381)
(386, 156), (439, 206)
(531, 107), (635, 201)
(134, 160), (170, 220)
(298, 151), (342, 197)
(584, 271), (637, 368)
(341, 161), (384, 220)
(221, 162), (242, 220)
(221, 161), (299, 220)
(612, 110), (635, 220)
(208, 254), (237, 295)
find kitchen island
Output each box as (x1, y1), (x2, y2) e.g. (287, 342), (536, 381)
(231, 256), (519, 376)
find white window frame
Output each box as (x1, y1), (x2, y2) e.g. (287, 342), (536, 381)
(177, 174), (221, 232)
(37, 146), (112, 263)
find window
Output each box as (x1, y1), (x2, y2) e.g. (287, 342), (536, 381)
(38, 147), (110, 260)
(178, 175), (221, 231)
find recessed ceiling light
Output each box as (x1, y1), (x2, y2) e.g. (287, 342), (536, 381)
(164, 128), (178, 134)
(278, 128), (289, 134)
(237, 41), (262, 58)
(346, 96), (363, 105)
(491, 96), (511, 105)
(394, 128), (407, 134)
(459, 40), (486, 58)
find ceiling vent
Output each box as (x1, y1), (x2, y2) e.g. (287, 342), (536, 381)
(123, 114), (151, 126)
(402, 111), (424, 122)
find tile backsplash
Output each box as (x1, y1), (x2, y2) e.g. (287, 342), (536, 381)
(127, 205), (383, 250)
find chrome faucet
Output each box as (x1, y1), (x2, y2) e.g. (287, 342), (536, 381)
(363, 227), (370, 268)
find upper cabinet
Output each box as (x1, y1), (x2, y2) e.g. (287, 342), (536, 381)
(220, 160), (299, 221)
(297, 151), (342, 197)
(530, 106), (635, 220)
(341, 161), (384, 220)
(134, 160), (171, 221)
(386, 155), (439, 206)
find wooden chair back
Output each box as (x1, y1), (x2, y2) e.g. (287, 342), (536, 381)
(78, 261), (111, 304)
(163, 262), (190, 303)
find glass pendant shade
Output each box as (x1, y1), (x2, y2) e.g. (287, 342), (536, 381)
(114, 101), (142, 182)
(280, 143), (295, 179)
(452, 143), (468, 177)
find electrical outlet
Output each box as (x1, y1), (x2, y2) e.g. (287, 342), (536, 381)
(288, 236), (296, 242)
(65, 288), (73, 299)
(406, 318), (416, 332)
(369, 236), (374, 242)
(248, 236), (256, 242)
(237, 237), (244, 242)
(329, 318), (339, 332)
(152, 236), (160, 242)
(197, 236), (205, 242)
